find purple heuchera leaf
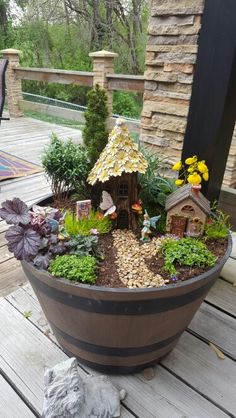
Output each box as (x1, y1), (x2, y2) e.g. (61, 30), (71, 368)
(6, 225), (41, 260)
(0, 198), (30, 225)
(33, 254), (51, 270)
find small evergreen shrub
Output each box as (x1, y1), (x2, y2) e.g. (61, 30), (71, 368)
(64, 211), (112, 236)
(49, 255), (97, 283)
(42, 133), (90, 201)
(160, 237), (217, 276)
(83, 84), (109, 166)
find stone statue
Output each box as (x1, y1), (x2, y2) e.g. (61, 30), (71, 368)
(42, 357), (126, 418)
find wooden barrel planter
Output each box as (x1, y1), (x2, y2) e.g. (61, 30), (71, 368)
(21, 233), (232, 374)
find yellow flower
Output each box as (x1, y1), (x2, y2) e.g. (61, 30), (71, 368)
(112, 163), (123, 176)
(117, 150), (127, 160)
(105, 156), (115, 167)
(99, 170), (110, 183)
(138, 166), (147, 174)
(87, 174), (96, 185)
(187, 172), (202, 185)
(185, 156), (197, 165)
(124, 160), (136, 173)
(198, 161), (208, 173)
(129, 150), (139, 159)
(202, 171), (209, 181)
(172, 161), (182, 171)
(175, 179), (184, 186)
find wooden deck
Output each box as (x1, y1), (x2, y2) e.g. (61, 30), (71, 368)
(0, 117), (236, 418)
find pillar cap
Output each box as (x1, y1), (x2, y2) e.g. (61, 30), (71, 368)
(0, 48), (21, 55)
(89, 50), (118, 58)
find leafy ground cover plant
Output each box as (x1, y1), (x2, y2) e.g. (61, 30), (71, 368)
(160, 237), (217, 276)
(49, 255), (97, 283)
(64, 211), (112, 236)
(42, 133), (90, 202)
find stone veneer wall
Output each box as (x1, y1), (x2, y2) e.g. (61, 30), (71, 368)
(140, 0), (236, 188)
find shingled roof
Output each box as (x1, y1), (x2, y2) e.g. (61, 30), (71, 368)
(165, 183), (211, 214)
(87, 118), (148, 185)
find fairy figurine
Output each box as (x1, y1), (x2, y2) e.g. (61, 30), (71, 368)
(140, 211), (160, 242)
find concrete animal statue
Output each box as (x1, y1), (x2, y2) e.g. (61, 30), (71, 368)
(42, 357), (126, 418)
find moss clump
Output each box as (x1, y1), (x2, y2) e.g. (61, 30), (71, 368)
(49, 255), (97, 284)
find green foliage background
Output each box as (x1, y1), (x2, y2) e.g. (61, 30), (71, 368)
(1, 1), (149, 118)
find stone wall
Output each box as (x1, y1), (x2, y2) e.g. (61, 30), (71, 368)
(140, 0), (236, 188)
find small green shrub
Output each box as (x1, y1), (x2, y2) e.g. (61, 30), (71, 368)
(49, 255), (97, 283)
(83, 84), (109, 166)
(160, 237), (217, 276)
(64, 211), (112, 236)
(204, 210), (230, 239)
(42, 133), (90, 202)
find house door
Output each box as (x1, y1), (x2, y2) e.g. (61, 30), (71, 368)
(117, 210), (129, 229)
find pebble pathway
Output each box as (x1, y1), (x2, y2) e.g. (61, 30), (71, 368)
(112, 230), (167, 288)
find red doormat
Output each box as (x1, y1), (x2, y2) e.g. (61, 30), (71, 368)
(0, 151), (43, 181)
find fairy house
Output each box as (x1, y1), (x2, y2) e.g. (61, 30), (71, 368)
(165, 184), (211, 238)
(87, 118), (148, 229)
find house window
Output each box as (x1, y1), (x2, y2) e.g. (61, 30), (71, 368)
(118, 183), (129, 198)
(181, 205), (195, 215)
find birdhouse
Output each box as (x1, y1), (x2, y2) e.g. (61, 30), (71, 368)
(165, 184), (211, 238)
(87, 118), (148, 229)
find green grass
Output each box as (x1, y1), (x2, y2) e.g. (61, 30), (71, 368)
(64, 210), (112, 236)
(24, 110), (84, 130)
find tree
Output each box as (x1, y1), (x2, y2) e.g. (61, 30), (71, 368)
(64, 0), (149, 74)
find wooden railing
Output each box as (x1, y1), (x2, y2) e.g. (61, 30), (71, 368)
(0, 49), (144, 131)
(15, 67), (145, 92)
(15, 67), (94, 87)
(107, 74), (144, 92)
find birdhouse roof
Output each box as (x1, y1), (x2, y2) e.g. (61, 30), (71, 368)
(87, 118), (148, 185)
(165, 183), (211, 214)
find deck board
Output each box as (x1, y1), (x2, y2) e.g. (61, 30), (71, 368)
(1, 116), (236, 417)
(189, 303), (236, 359)
(0, 117), (82, 165)
(1, 293), (230, 418)
(205, 277), (236, 316)
(0, 375), (36, 418)
(7, 284), (236, 418)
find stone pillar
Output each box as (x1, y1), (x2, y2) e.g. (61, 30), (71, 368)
(89, 50), (118, 115)
(140, 0), (204, 161)
(0, 48), (23, 117)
